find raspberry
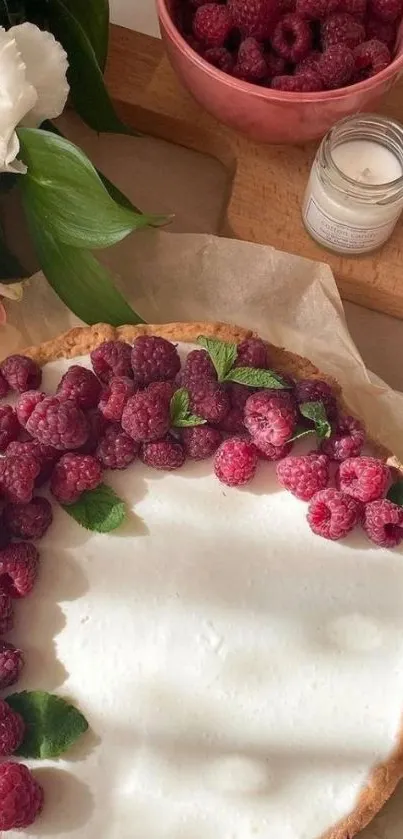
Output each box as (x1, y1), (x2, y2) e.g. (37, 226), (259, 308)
(146, 381), (177, 402)
(338, 456), (390, 503)
(0, 592), (13, 634)
(0, 372), (9, 399)
(354, 39), (391, 77)
(0, 700), (25, 756)
(228, 382), (253, 410)
(16, 390), (46, 428)
(317, 44), (355, 88)
(0, 762), (44, 830)
(99, 376), (135, 422)
(193, 3), (232, 46)
(363, 498), (403, 548)
(0, 510), (9, 550)
(180, 349), (217, 383)
(307, 488), (361, 540)
(204, 46), (235, 72)
(321, 414), (365, 461)
(265, 51), (287, 76)
(0, 354), (41, 393)
(337, 0), (367, 17)
(295, 378), (338, 419)
(276, 453), (329, 500)
(96, 424), (139, 470)
(91, 340), (133, 383)
(51, 453), (103, 505)
(234, 37), (268, 80)
(187, 379), (230, 424)
(214, 437), (258, 487)
(296, 0), (339, 19)
(0, 453), (40, 503)
(217, 406), (245, 433)
(57, 364), (102, 410)
(4, 497), (53, 540)
(6, 440), (58, 487)
(235, 338), (268, 369)
(181, 425), (222, 459)
(131, 336), (181, 386)
(244, 391), (297, 448)
(254, 438), (293, 460)
(366, 16), (396, 48)
(140, 438), (186, 470)
(0, 641), (23, 689)
(321, 13), (365, 48)
(0, 542), (39, 598)
(26, 396), (89, 451)
(121, 391), (170, 443)
(271, 71), (324, 89)
(272, 13), (313, 61)
(295, 50), (321, 72)
(0, 406), (20, 451)
(369, 0), (403, 20)
(228, 0), (279, 39)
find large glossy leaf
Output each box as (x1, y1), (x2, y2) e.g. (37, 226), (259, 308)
(0, 0), (26, 26)
(23, 205), (144, 326)
(47, 0), (133, 135)
(17, 127), (159, 249)
(61, 0), (109, 71)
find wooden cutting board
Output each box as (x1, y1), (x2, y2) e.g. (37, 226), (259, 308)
(106, 24), (403, 320)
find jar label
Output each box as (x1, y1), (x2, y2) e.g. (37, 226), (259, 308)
(304, 196), (399, 253)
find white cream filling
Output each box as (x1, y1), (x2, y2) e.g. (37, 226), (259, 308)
(5, 347), (403, 839)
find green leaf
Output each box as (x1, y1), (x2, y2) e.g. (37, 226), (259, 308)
(18, 128), (159, 249)
(0, 222), (29, 281)
(6, 691), (88, 759)
(288, 427), (316, 443)
(299, 401), (332, 440)
(225, 367), (291, 389)
(197, 336), (238, 381)
(47, 0), (134, 135)
(387, 481), (403, 507)
(0, 0), (26, 26)
(62, 483), (126, 533)
(23, 207), (143, 325)
(170, 388), (206, 428)
(61, 0), (109, 71)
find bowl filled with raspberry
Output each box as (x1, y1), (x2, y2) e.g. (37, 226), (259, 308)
(157, 0), (403, 142)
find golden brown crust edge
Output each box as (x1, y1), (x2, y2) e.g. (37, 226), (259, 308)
(18, 320), (403, 839)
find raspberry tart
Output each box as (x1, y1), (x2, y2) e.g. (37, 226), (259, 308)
(1, 321), (403, 839)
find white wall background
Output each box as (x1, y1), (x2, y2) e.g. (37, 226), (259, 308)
(110, 0), (160, 37)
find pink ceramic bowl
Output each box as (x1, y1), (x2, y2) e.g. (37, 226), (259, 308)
(157, 0), (403, 143)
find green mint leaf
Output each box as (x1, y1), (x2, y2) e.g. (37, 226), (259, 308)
(299, 401), (332, 440)
(6, 691), (88, 759)
(197, 336), (237, 381)
(170, 388), (206, 428)
(387, 480), (403, 507)
(288, 427), (316, 443)
(225, 367), (291, 389)
(62, 483), (126, 533)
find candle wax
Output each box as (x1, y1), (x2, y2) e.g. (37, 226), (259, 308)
(332, 140), (402, 186)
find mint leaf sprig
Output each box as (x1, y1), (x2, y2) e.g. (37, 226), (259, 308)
(170, 388), (206, 428)
(6, 692), (88, 759)
(299, 401), (332, 440)
(387, 481), (403, 506)
(62, 483), (126, 533)
(197, 335), (291, 390)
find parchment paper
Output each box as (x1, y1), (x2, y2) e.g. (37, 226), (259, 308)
(1, 230), (403, 837)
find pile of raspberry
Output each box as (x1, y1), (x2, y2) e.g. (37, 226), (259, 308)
(174, 0), (402, 91)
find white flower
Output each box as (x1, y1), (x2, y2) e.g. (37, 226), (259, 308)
(0, 27), (37, 173)
(10, 23), (69, 128)
(0, 23), (69, 173)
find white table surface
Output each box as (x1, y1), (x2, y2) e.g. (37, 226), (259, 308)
(110, 0), (160, 37)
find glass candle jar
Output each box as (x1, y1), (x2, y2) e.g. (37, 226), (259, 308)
(302, 114), (403, 255)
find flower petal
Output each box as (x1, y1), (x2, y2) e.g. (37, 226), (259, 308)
(11, 23), (69, 128)
(0, 27), (37, 172)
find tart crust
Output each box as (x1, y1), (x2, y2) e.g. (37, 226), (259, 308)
(15, 320), (403, 839)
